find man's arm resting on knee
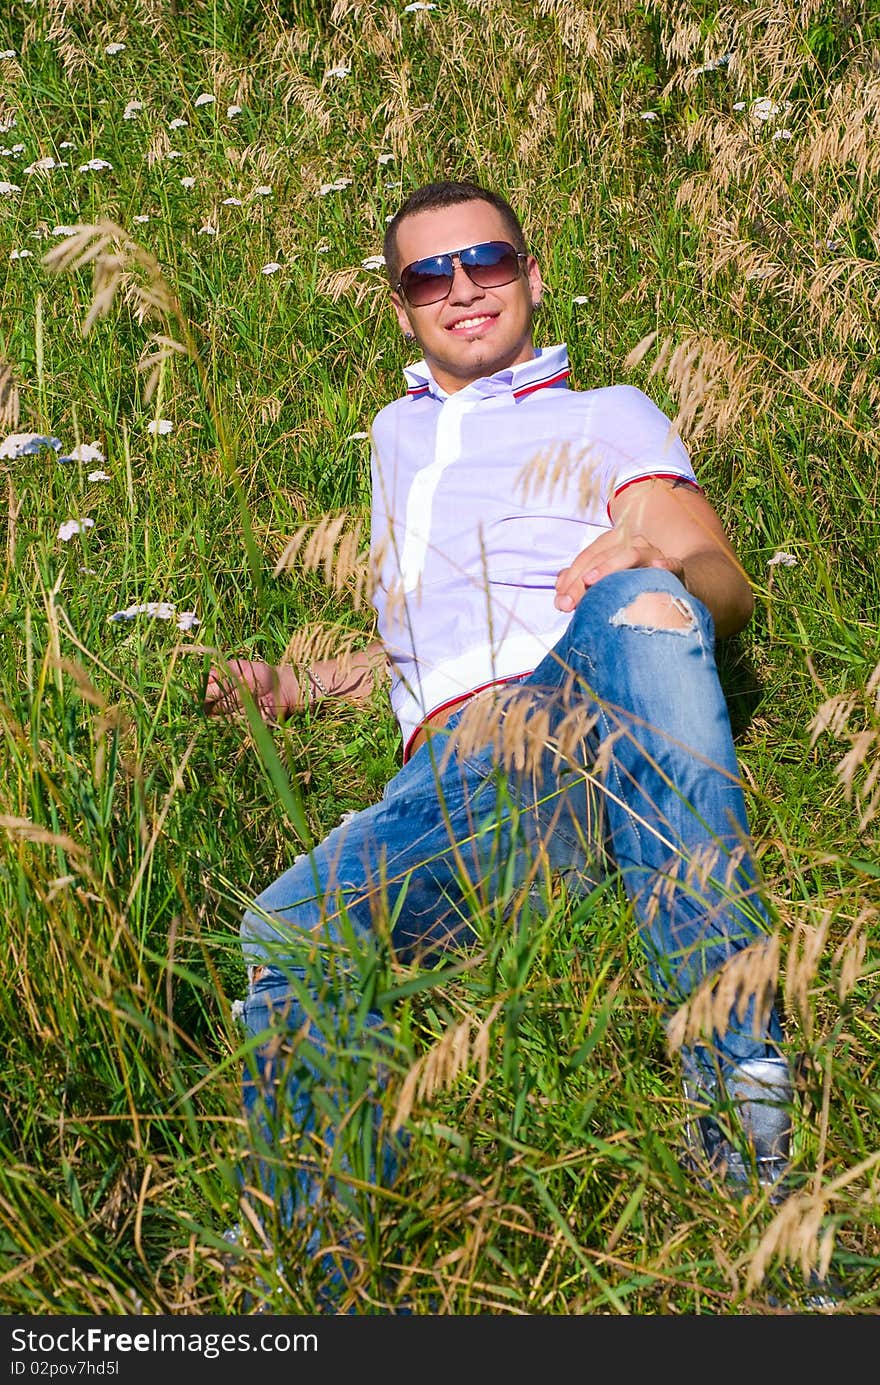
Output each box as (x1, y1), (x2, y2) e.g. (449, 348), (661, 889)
(203, 640), (390, 720)
(554, 478), (755, 639)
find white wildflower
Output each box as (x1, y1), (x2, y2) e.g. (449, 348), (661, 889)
(0, 50), (17, 59)
(733, 101), (746, 111)
(261, 261), (281, 274)
(25, 156), (67, 173)
(347, 432), (368, 441)
(768, 551), (797, 567)
(167, 149), (183, 160)
(0, 117), (16, 133)
(62, 441), (104, 463)
(772, 128), (793, 142)
(180, 175), (196, 188)
(377, 152), (395, 164)
(198, 223), (218, 236)
(403, 2), (436, 9)
(177, 610), (200, 632)
(59, 140), (75, 149)
(169, 117), (188, 129)
(194, 93), (215, 108)
(109, 602), (176, 623)
(318, 178), (352, 196)
(88, 469), (111, 482)
(78, 158), (112, 172)
(325, 65), (350, 78)
(104, 43), (126, 55)
(123, 100), (143, 120)
(52, 224), (78, 236)
(227, 104), (242, 117)
(0, 181), (21, 194)
(253, 185), (272, 196)
(361, 254), (385, 270)
(639, 111), (659, 121)
(132, 214), (150, 224)
(572, 295), (589, 304)
(10, 248), (32, 260)
(146, 418), (173, 435)
(222, 196), (242, 205)
(58, 518), (95, 541)
(0, 432), (60, 458)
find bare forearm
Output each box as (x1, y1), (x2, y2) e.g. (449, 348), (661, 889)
(204, 642), (389, 721)
(307, 641), (390, 706)
(679, 550), (754, 639)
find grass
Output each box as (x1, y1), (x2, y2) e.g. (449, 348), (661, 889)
(0, 0), (878, 1315)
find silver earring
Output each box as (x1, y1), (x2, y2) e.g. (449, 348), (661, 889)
(404, 330), (414, 341)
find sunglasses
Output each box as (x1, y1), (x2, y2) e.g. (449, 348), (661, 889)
(397, 240), (527, 307)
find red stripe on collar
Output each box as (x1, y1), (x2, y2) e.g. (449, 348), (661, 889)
(513, 367), (570, 400)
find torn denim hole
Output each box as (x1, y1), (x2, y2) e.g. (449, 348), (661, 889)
(609, 590), (696, 635)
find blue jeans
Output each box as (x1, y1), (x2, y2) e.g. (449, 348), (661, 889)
(236, 569), (783, 1239)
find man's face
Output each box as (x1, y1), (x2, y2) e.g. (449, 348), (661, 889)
(390, 200), (543, 394)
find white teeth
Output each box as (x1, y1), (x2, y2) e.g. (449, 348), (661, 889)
(453, 316), (490, 329)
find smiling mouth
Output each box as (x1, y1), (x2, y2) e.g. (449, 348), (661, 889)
(447, 314), (496, 333)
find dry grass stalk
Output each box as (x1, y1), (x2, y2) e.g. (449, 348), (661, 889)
(784, 918), (830, 1038)
(809, 661), (880, 830)
(648, 332), (770, 443)
(392, 1002), (500, 1131)
(666, 936), (780, 1052)
(515, 441), (606, 512)
(0, 360), (20, 430)
(274, 513), (370, 608)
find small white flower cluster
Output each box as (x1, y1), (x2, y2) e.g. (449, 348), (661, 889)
(0, 432), (61, 459)
(318, 177), (352, 196)
(146, 418), (173, 435)
(59, 440), (104, 464)
(104, 42), (126, 55)
(403, 2), (436, 9)
(109, 602), (200, 631)
(78, 157), (113, 172)
(25, 156), (68, 173)
(768, 551), (797, 567)
(361, 254), (385, 270)
(261, 261), (281, 274)
(123, 100), (144, 120)
(325, 65), (350, 79)
(194, 92), (215, 108)
(59, 517), (95, 541)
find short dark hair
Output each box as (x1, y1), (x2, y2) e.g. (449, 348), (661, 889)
(383, 180), (527, 288)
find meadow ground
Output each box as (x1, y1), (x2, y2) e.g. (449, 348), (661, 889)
(0, 0), (878, 1314)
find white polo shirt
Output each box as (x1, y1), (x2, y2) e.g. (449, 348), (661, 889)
(369, 344), (698, 759)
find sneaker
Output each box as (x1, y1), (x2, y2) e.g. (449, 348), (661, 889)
(682, 1055), (793, 1203)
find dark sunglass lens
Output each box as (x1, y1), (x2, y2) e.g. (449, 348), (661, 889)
(462, 241), (519, 286)
(401, 258), (453, 305)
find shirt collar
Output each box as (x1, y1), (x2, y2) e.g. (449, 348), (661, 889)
(403, 343), (570, 402)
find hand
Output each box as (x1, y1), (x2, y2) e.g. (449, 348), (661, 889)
(203, 659), (302, 721)
(554, 531), (684, 612)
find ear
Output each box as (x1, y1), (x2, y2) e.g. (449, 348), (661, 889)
(525, 254), (544, 308)
(390, 291), (414, 339)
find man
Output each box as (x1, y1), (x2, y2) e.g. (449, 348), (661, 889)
(206, 179), (792, 1292)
